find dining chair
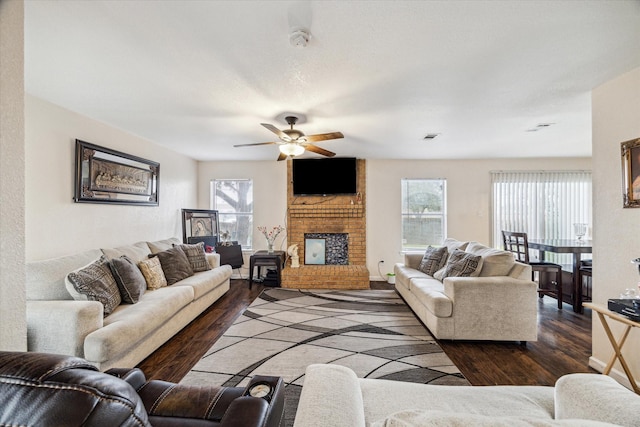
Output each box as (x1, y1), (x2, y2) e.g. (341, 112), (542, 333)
(578, 259), (592, 313)
(502, 230), (564, 309)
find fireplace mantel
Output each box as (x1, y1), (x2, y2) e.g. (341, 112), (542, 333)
(289, 205), (363, 218)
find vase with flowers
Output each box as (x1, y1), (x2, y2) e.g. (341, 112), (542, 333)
(257, 225), (285, 253)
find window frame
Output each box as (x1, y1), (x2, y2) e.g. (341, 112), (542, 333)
(401, 178), (447, 252)
(210, 179), (254, 250)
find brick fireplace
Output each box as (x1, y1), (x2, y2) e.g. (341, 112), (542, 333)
(281, 159), (369, 289)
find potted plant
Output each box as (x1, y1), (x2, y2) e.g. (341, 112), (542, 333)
(386, 272), (396, 285)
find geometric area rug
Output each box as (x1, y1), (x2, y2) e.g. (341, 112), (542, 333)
(180, 288), (469, 426)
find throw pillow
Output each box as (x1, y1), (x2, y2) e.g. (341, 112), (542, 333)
(153, 246), (194, 285)
(65, 255), (121, 316)
(436, 249), (483, 281)
(418, 246), (448, 276)
(138, 256), (168, 290)
(109, 255), (146, 303)
(174, 242), (211, 273)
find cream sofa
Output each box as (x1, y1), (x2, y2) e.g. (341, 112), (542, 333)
(394, 238), (538, 342)
(26, 238), (232, 371)
(294, 364), (640, 427)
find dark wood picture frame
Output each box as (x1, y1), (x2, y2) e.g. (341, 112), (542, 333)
(74, 140), (159, 206)
(621, 137), (640, 208)
(181, 209), (220, 247)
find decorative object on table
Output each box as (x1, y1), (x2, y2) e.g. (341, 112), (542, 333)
(257, 225), (284, 253)
(74, 140), (159, 206)
(573, 223), (587, 242)
(219, 230), (233, 246)
(305, 238), (326, 265)
(620, 137), (640, 208)
(287, 244), (300, 268)
(181, 209), (220, 248)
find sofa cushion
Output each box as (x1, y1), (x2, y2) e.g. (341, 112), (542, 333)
(101, 241), (151, 264)
(153, 246), (194, 285)
(371, 409), (618, 426)
(434, 249), (483, 281)
(443, 238), (469, 254)
(65, 255), (121, 316)
(109, 255), (146, 304)
(418, 246), (448, 276)
(138, 256), (168, 290)
(26, 249), (104, 301)
(147, 237), (182, 254)
(466, 242), (515, 277)
(410, 278), (452, 317)
(175, 242), (211, 273)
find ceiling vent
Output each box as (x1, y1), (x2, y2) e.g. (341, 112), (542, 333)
(527, 123), (555, 132)
(423, 133), (440, 140)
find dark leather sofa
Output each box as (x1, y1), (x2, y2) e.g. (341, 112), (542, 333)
(0, 351), (285, 426)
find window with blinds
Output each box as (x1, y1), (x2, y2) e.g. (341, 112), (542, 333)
(491, 171), (592, 264)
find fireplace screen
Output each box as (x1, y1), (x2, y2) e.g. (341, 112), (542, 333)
(305, 233), (348, 265)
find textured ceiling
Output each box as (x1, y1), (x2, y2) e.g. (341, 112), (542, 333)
(25, 1), (640, 161)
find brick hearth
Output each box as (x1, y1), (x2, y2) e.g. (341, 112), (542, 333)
(283, 159), (369, 289)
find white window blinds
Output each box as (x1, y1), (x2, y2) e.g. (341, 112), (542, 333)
(491, 171), (592, 252)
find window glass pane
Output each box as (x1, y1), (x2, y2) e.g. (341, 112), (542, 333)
(401, 179), (446, 251)
(212, 180), (253, 248)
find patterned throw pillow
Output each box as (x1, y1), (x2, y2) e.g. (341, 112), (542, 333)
(435, 249), (483, 282)
(138, 256), (168, 290)
(418, 246), (449, 276)
(153, 246), (194, 285)
(65, 255), (121, 316)
(174, 242), (211, 273)
(109, 255), (146, 303)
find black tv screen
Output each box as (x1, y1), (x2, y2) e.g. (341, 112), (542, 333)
(292, 157), (357, 196)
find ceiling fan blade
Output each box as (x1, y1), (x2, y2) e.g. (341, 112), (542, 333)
(233, 141), (278, 147)
(261, 123), (289, 140)
(277, 152), (288, 161)
(303, 143), (336, 157)
(303, 132), (344, 143)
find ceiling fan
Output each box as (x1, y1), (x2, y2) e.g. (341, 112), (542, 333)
(234, 116), (344, 161)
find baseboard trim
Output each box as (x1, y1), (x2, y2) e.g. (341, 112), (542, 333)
(588, 356), (639, 391)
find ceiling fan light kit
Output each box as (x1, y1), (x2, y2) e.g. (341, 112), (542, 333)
(279, 143), (305, 157)
(234, 114), (343, 161)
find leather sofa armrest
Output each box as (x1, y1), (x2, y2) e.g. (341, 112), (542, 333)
(106, 367), (148, 390)
(135, 375), (284, 427)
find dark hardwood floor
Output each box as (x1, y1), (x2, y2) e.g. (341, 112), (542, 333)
(137, 279), (595, 386)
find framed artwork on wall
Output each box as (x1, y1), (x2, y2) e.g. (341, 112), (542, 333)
(621, 137), (640, 208)
(74, 139), (159, 206)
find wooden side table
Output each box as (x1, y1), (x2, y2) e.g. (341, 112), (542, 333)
(249, 250), (285, 289)
(584, 302), (640, 393)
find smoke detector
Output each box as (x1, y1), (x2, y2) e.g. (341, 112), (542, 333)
(289, 28), (311, 48)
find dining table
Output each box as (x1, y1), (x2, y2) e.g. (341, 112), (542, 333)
(527, 239), (593, 312)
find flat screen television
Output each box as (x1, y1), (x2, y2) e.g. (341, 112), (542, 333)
(292, 157), (357, 196)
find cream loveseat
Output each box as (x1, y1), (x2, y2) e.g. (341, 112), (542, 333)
(294, 364), (640, 427)
(394, 238), (537, 342)
(26, 238), (232, 371)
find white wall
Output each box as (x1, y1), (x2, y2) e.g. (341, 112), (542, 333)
(591, 67), (640, 388)
(197, 161), (288, 277)
(0, 0), (27, 351)
(25, 95), (198, 261)
(198, 157), (591, 280)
